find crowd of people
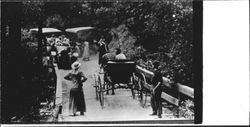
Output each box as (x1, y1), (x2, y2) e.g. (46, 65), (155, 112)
(46, 34), (70, 47)
(60, 35), (129, 116)
(45, 34), (92, 69)
(44, 33), (164, 118)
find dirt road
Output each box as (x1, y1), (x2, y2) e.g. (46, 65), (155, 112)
(56, 55), (178, 122)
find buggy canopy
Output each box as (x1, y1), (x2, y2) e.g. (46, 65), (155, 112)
(29, 28), (62, 33)
(65, 27), (95, 40)
(65, 27), (95, 33)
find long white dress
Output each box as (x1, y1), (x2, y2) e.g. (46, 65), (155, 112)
(74, 45), (81, 58)
(82, 41), (90, 61)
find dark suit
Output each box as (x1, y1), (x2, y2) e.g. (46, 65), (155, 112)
(151, 69), (163, 117)
(98, 43), (109, 65)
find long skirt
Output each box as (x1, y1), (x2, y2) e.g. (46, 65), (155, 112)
(78, 45), (84, 58)
(75, 46), (81, 58)
(69, 88), (86, 114)
(82, 44), (90, 60)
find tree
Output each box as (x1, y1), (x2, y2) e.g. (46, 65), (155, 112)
(1, 2), (22, 123)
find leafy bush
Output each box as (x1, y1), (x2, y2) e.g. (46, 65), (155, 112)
(10, 28), (57, 122)
(85, 1), (194, 87)
(45, 14), (65, 29)
(178, 99), (194, 119)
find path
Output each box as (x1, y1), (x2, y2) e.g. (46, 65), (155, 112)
(56, 55), (178, 122)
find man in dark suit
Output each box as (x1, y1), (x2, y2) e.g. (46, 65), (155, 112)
(98, 37), (109, 69)
(150, 61), (163, 118)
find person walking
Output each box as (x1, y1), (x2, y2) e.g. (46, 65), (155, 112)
(82, 41), (90, 61)
(58, 48), (71, 69)
(76, 41), (83, 58)
(64, 61), (87, 116)
(150, 61), (163, 118)
(73, 43), (81, 58)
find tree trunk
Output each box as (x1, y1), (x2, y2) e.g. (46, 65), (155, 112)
(38, 17), (43, 70)
(1, 2), (21, 123)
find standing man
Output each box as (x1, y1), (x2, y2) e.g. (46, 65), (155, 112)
(98, 37), (109, 70)
(150, 61), (163, 118)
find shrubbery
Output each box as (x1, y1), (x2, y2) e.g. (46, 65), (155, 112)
(90, 1), (194, 88)
(9, 29), (57, 122)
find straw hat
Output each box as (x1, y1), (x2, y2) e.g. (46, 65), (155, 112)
(71, 61), (81, 70)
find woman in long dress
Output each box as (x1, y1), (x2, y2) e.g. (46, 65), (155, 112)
(75, 45), (81, 57)
(82, 41), (90, 61)
(64, 61), (87, 116)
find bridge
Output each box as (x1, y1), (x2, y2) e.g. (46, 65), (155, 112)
(52, 55), (194, 122)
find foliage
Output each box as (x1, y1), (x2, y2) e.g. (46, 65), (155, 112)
(10, 28), (57, 122)
(108, 25), (137, 59)
(21, 28), (33, 42)
(22, 1), (45, 28)
(178, 99), (194, 119)
(81, 1), (194, 87)
(45, 14), (65, 29)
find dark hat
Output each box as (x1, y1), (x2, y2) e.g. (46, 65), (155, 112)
(116, 48), (121, 55)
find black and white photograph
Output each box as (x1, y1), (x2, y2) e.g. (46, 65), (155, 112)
(1, 0), (202, 125)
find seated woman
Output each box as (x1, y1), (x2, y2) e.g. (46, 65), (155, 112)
(115, 48), (126, 60)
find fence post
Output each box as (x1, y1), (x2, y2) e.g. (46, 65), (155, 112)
(140, 79), (143, 102)
(177, 92), (181, 118)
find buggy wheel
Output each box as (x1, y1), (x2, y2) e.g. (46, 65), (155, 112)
(140, 73), (149, 108)
(134, 74), (141, 99)
(133, 73), (142, 99)
(138, 79), (144, 107)
(138, 79), (143, 100)
(94, 75), (99, 100)
(101, 86), (104, 108)
(104, 74), (109, 95)
(143, 89), (148, 108)
(129, 76), (135, 99)
(98, 75), (104, 109)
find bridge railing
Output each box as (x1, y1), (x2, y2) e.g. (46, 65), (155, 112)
(135, 66), (194, 116)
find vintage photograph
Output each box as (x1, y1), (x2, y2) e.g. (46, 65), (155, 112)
(1, 0), (200, 124)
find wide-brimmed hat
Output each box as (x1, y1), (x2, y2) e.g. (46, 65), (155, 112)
(71, 61), (81, 70)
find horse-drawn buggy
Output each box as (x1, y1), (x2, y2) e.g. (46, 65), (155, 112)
(94, 59), (153, 109)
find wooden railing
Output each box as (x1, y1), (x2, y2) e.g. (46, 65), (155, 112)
(51, 64), (63, 121)
(136, 66), (194, 107)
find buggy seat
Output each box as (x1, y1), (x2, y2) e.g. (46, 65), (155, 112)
(106, 60), (136, 84)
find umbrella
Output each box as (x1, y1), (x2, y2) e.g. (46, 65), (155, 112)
(29, 28), (62, 33)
